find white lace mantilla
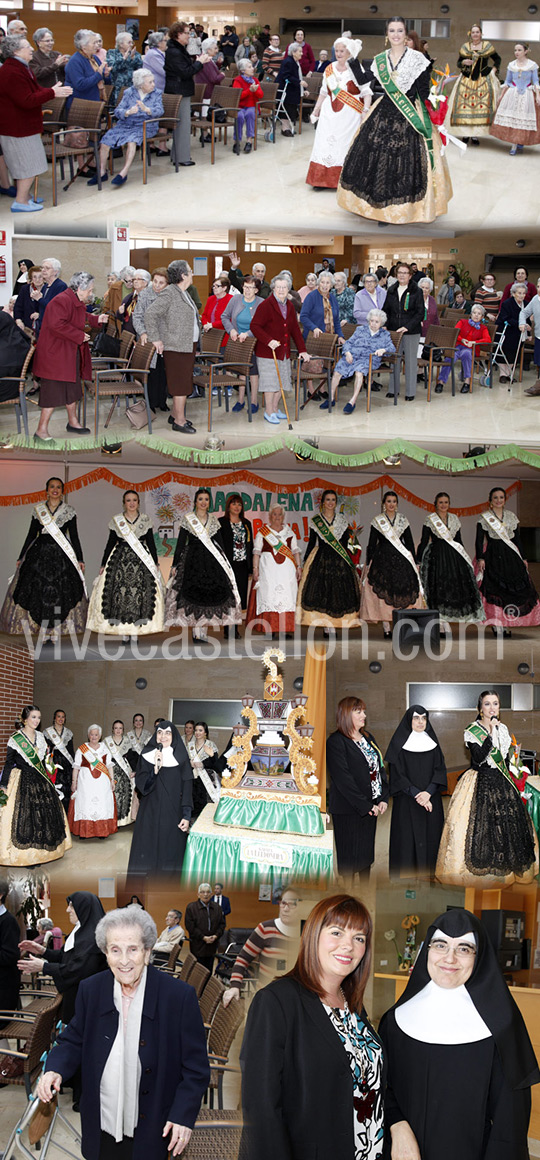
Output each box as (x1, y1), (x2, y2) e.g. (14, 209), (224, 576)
(465, 721), (512, 764)
(108, 512), (152, 539)
(9, 729), (48, 761)
(181, 512), (221, 538)
(372, 512), (409, 537)
(372, 47), (430, 94)
(426, 512), (461, 538)
(479, 510), (518, 538)
(35, 502), (77, 528)
(312, 512), (350, 540)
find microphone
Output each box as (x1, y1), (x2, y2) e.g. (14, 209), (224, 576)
(155, 742), (163, 775)
(156, 742), (163, 751)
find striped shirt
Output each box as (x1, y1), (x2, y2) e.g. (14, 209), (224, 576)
(229, 919), (292, 990)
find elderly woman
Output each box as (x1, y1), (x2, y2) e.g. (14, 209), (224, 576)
(437, 274), (461, 306)
(102, 271), (123, 316)
(276, 43), (309, 133)
(144, 259), (200, 433)
(298, 272), (317, 301)
(32, 272), (108, 442)
(353, 272), (387, 325)
(240, 895), (383, 1160)
(222, 276), (263, 412)
(116, 268), (151, 331)
(144, 30), (167, 91)
(88, 69), (164, 187)
(307, 37), (371, 188)
(519, 276), (540, 394)
(201, 276), (233, 341)
(300, 270), (343, 341)
(197, 36), (225, 100)
(37, 905), (210, 1159)
(326, 309), (395, 413)
(165, 21), (210, 167)
(68, 724), (117, 839)
(93, 33), (107, 64)
(235, 35), (253, 63)
(35, 916), (63, 950)
(0, 35), (72, 213)
(251, 273), (310, 423)
(106, 31), (143, 104)
(380, 908), (540, 1160)
(65, 30), (108, 108)
(332, 272), (356, 324)
(13, 264), (44, 330)
(30, 27), (69, 86)
(419, 276), (440, 335)
(232, 60), (263, 153)
(495, 282), (529, 380)
(435, 303), (492, 394)
(245, 503), (302, 634)
(132, 267), (170, 410)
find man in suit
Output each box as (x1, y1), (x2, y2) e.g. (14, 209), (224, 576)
(212, 883), (231, 920)
(185, 883), (225, 971)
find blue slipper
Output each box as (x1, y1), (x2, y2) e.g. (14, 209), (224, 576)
(264, 412), (280, 424)
(111, 174), (128, 186)
(232, 401), (245, 412)
(87, 173), (108, 186)
(251, 403), (259, 413)
(343, 402), (355, 414)
(0, 185), (16, 197)
(276, 409), (288, 420)
(11, 200), (43, 213)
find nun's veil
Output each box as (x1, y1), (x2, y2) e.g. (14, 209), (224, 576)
(141, 720), (185, 765)
(384, 705), (440, 764)
(391, 908), (540, 1090)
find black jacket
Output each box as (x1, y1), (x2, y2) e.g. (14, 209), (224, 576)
(240, 975), (384, 1160)
(383, 280), (424, 335)
(326, 729), (389, 816)
(164, 39), (203, 96)
(185, 899), (225, 957)
(218, 515), (254, 572)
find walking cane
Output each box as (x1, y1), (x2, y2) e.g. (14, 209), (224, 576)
(272, 349), (293, 430)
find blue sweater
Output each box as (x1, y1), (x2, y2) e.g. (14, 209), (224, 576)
(300, 288), (343, 339)
(64, 51), (102, 107)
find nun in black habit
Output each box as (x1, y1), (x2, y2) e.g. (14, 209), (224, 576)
(379, 908), (540, 1160)
(385, 705), (447, 878)
(127, 721), (193, 876)
(18, 891), (107, 1023)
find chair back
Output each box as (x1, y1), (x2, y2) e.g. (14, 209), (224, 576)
(193, 83), (206, 106)
(306, 73), (323, 96)
(199, 328), (225, 356)
(207, 997), (245, 1060)
(0, 344), (35, 405)
(443, 307), (467, 322)
(187, 1110), (242, 1158)
(305, 332), (339, 360)
(119, 330), (136, 360)
(129, 337), (157, 383)
(219, 75), (234, 86)
(165, 942), (183, 972)
(67, 98), (106, 131)
(211, 85), (241, 115)
(188, 962), (210, 997)
(178, 950), (197, 982)
(222, 335), (256, 368)
(41, 96), (67, 129)
(341, 322), (356, 341)
(199, 975), (225, 1025)
(423, 324), (460, 351)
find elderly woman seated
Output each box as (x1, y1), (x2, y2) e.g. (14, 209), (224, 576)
(324, 309), (395, 413)
(232, 60), (264, 154)
(88, 69), (164, 186)
(435, 303), (492, 394)
(106, 30), (143, 104)
(37, 904), (210, 1160)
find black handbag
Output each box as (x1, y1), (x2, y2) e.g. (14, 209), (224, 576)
(207, 103), (227, 124)
(93, 328), (121, 357)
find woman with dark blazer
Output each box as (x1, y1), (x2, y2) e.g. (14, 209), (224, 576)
(240, 894), (384, 1160)
(164, 21), (210, 166)
(327, 696), (388, 875)
(37, 905), (210, 1160)
(218, 493), (253, 622)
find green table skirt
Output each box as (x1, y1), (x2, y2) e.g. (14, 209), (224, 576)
(183, 804), (334, 885)
(213, 794), (325, 836)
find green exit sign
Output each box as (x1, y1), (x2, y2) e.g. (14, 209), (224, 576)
(405, 889), (416, 899)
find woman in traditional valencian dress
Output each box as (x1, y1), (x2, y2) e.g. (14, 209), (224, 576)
(337, 17), (452, 223)
(68, 724), (117, 840)
(0, 476), (87, 638)
(165, 487), (241, 641)
(103, 720), (134, 827)
(43, 708), (76, 805)
(187, 721), (221, 819)
(446, 22), (501, 143)
(306, 37), (371, 189)
(0, 705), (71, 865)
(490, 41), (540, 156)
(361, 491), (424, 638)
(87, 489), (164, 636)
(125, 713), (151, 769)
(245, 503), (302, 634)
(417, 491), (485, 625)
(385, 705), (447, 878)
(436, 690), (538, 886)
(475, 486), (540, 633)
(297, 490), (361, 628)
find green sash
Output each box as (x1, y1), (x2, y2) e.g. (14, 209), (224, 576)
(11, 731), (52, 785)
(467, 721), (519, 793)
(376, 52), (434, 170)
(312, 515), (353, 567)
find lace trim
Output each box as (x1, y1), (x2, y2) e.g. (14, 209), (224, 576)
(35, 502), (77, 528)
(507, 59), (538, 73)
(311, 512), (349, 540)
(371, 512), (409, 537)
(426, 512), (461, 537)
(479, 510), (518, 536)
(372, 47), (430, 93)
(8, 730), (48, 760)
(464, 721), (511, 760)
(108, 512), (152, 538)
(180, 511), (221, 538)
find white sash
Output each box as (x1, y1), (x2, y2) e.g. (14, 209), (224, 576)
(35, 502), (88, 597)
(427, 513), (476, 573)
(184, 512), (241, 607)
(480, 510), (523, 560)
(104, 738), (133, 778)
(44, 726), (74, 767)
(374, 514), (426, 603)
(113, 515), (163, 587)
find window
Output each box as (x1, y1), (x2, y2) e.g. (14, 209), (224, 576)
(482, 20), (540, 41)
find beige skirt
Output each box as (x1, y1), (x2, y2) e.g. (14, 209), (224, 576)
(436, 768), (539, 887)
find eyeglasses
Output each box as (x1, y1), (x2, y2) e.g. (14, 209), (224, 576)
(428, 940), (476, 959)
(280, 899), (298, 908)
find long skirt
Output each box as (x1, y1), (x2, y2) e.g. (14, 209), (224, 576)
(332, 811), (376, 874)
(436, 767), (538, 886)
(445, 72), (500, 137)
(490, 85), (540, 146)
(1, 538), (88, 636)
(111, 760), (134, 827)
(306, 98), (362, 189)
(68, 769), (117, 838)
(0, 767), (72, 866)
(297, 541), (362, 628)
(87, 542), (164, 636)
(477, 538), (540, 628)
(420, 538), (485, 623)
(337, 94), (452, 224)
(389, 791), (444, 877)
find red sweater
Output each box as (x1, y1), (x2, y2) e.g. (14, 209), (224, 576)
(0, 57), (55, 137)
(201, 293), (232, 344)
(33, 288), (101, 383)
(455, 319), (491, 346)
(251, 294), (306, 361)
(232, 75), (264, 107)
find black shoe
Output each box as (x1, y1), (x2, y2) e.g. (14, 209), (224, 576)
(180, 160), (196, 167)
(405, 395), (415, 401)
(243, 142), (252, 153)
(168, 414), (174, 424)
(171, 421), (197, 433)
(385, 392), (396, 399)
(435, 383), (443, 393)
(470, 137), (479, 145)
(460, 383), (470, 394)
(462, 137), (470, 144)
(383, 630), (392, 640)
(66, 423), (91, 433)
(159, 405), (170, 412)
(370, 383), (381, 392)
(232, 142), (241, 155)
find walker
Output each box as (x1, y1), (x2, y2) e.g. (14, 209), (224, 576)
(479, 322), (525, 389)
(1, 1067), (82, 1160)
(264, 79), (295, 141)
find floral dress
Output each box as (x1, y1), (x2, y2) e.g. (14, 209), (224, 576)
(323, 1001), (384, 1160)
